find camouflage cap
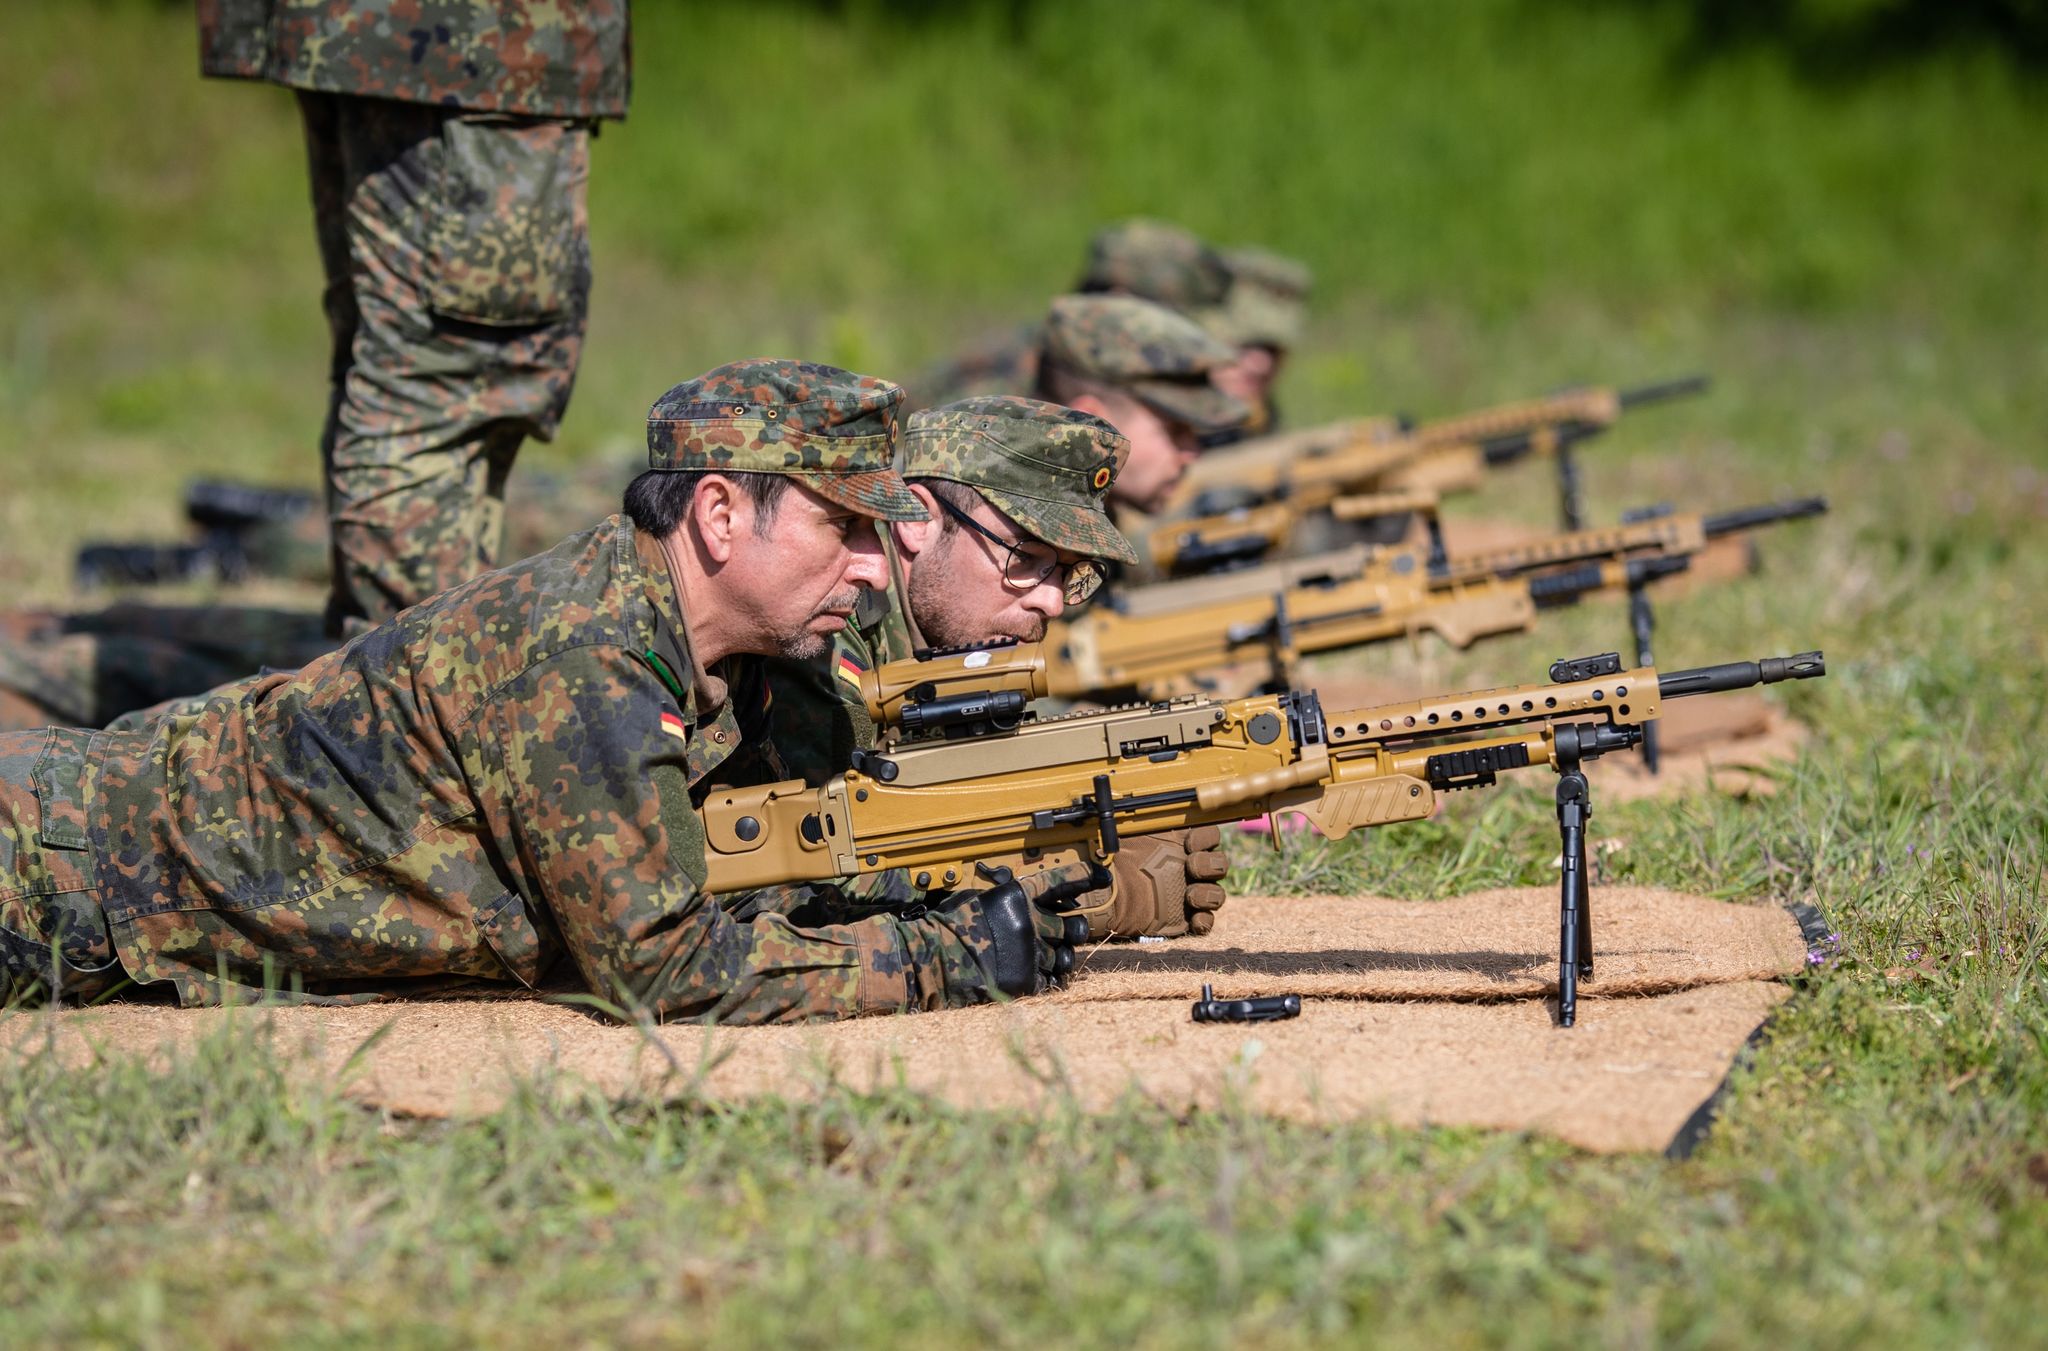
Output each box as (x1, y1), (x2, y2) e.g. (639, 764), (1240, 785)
(1078, 219), (1233, 321)
(1040, 295), (1251, 437)
(645, 359), (925, 521)
(901, 396), (1140, 565)
(1218, 246), (1313, 350)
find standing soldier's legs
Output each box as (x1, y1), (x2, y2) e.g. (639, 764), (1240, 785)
(299, 93), (592, 637)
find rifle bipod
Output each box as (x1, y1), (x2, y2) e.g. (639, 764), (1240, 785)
(1550, 720), (1641, 1026)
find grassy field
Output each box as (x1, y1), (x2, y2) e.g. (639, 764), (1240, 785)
(4, 0), (2048, 1344)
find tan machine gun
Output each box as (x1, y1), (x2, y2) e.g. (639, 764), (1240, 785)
(1159, 375), (1710, 575)
(1066, 496), (1825, 770)
(702, 646), (1826, 1025)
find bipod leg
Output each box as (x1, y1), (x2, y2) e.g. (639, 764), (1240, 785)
(1555, 763), (1593, 1027)
(1630, 584), (1660, 774)
(1557, 441), (1585, 532)
(1267, 589), (1299, 692)
(1574, 779), (1595, 982)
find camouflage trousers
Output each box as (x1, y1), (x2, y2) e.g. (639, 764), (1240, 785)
(300, 92), (592, 636)
(0, 733), (124, 1005)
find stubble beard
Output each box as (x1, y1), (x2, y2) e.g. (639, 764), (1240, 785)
(907, 551), (1046, 648)
(776, 587), (864, 660)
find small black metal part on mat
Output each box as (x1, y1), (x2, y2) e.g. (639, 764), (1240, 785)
(1191, 984), (1303, 1023)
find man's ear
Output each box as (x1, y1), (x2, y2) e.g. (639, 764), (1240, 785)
(690, 474), (742, 565)
(892, 482), (942, 560)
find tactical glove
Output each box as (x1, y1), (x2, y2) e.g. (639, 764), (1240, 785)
(1084, 827), (1231, 939)
(972, 860), (1107, 999)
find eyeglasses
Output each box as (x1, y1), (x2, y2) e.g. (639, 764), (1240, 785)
(938, 499), (1107, 605)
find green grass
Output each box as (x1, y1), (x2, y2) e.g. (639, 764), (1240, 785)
(4, 0), (2048, 1344)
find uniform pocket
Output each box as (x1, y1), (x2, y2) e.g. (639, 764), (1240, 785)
(427, 115), (589, 327)
(8, 729), (101, 897)
(477, 891), (551, 989)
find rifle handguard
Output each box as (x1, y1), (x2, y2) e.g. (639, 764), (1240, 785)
(1193, 747), (1331, 811)
(1330, 489), (1443, 521)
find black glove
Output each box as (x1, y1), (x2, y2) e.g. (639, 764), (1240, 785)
(974, 861), (1110, 999)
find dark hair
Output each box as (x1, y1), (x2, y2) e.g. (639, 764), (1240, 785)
(623, 469), (792, 537)
(915, 478), (988, 535)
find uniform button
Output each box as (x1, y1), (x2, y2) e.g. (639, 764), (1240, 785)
(712, 730), (727, 743)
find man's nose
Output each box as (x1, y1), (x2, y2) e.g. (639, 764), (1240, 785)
(1023, 581), (1066, 620)
(843, 525), (889, 589)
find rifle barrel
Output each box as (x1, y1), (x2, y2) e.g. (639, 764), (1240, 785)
(1701, 496), (1829, 538)
(1658, 651), (1824, 699)
(1524, 554), (1693, 608)
(1617, 374), (1711, 409)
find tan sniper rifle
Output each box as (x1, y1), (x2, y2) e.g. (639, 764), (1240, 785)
(702, 646), (1826, 1025)
(1161, 374), (1710, 574)
(1061, 496), (1825, 771)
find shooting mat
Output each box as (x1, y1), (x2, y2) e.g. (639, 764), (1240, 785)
(9, 886), (1809, 1154)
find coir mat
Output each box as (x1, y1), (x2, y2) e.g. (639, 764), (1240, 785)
(8, 886), (1814, 1154)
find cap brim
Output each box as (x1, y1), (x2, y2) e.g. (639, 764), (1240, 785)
(1130, 378), (1252, 438)
(982, 487), (1141, 566)
(803, 469), (931, 523)
(1221, 289), (1303, 350)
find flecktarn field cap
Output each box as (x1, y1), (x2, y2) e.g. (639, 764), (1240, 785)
(1079, 218), (1234, 323)
(1218, 246), (1312, 350)
(645, 359), (925, 521)
(901, 396), (1139, 565)
(1040, 295), (1251, 438)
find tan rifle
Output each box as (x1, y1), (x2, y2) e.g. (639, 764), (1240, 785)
(1059, 498), (1824, 765)
(1160, 375), (1709, 574)
(703, 647), (1825, 1025)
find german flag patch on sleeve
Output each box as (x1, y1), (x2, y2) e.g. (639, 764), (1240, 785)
(834, 652), (866, 690)
(659, 710), (688, 742)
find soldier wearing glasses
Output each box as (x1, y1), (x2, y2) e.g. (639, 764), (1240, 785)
(798, 394), (1236, 941)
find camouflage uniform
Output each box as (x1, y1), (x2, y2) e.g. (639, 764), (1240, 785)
(199, 1), (629, 636)
(0, 363), (1031, 1022)
(909, 219), (1235, 411)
